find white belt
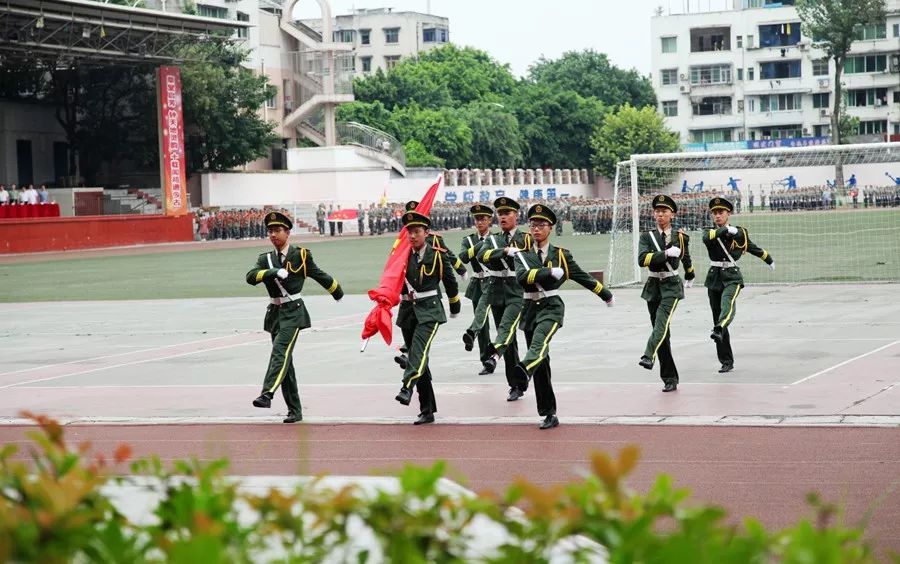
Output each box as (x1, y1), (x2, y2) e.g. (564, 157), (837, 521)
(401, 289), (439, 301)
(647, 271), (680, 279)
(523, 289), (560, 300)
(471, 271), (486, 279)
(484, 268), (513, 278)
(709, 261), (737, 268)
(270, 293), (302, 305)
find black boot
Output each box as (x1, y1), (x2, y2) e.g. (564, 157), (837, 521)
(539, 414), (559, 430)
(395, 387), (412, 406)
(282, 412), (303, 423)
(252, 391), (274, 408)
(394, 354), (408, 370)
(638, 355), (654, 370)
(479, 357), (497, 375)
(413, 411), (435, 425)
(710, 326), (724, 344)
(462, 330), (475, 352)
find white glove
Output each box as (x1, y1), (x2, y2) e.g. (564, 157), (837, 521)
(665, 246), (681, 258)
(276, 268), (288, 279)
(504, 247), (520, 256)
(726, 226), (738, 235)
(685, 279), (694, 288)
(605, 296), (615, 307)
(768, 262), (775, 271)
(550, 267), (564, 280)
(449, 312), (459, 319)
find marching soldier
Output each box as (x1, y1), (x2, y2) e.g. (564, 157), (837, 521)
(703, 197), (775, 373)
(394, 211), (462, 425)
(246, 211), (344, 423)
(405, 201), (467, 277)
(510, 204), (615, 429)
(637, 195), (695, 392)
(460, 204), (496, 374)
(477, 197), (529, 401)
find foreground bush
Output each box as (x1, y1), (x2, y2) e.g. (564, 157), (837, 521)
(0, 413), (885, 563)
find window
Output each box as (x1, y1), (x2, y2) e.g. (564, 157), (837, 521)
(854, 22), (886, 40)
(756, 125), (802, 139)
(690, 26), (730, 52)
(361, 56), (372, 73)
(812, 93), (830, 108)
(814, 124), (830, 137)
(812, 58), (829, 76)
(844, 88), (888, 107)
(660, 68), (678, 86)
(334, 29), (354, 43)
(746, 34), (755, 48)
(894, 24), (900, 38)
(661, 36), (677, 53)
(747, 98), (756, 112)
(689, 64), (732, 85)
(384, 55), (401, 70)
(689, 128), (733, 143)
(748, 67), (754, 80)
(844, 54), (887, 73)
(738, 99), (745, 112)
(894, 91), (900, 104)
(758, 93), (801, 112)
(737, 68), (744, 81)
(384, 27), (399, 44)
(236, 11), (249, 38)
(758, 22), (801, 47)
(760, 60), (801, 79)
(692, 96), (732, 116)
(197, 4), (227, 19)
(858, 120), (887, 135)
(422, 27), (449, 43)
(736, 35), (743, 48)
(661, 101), (678, 117)
(360, 29), (371, 45)
(265, 92), (276, 109)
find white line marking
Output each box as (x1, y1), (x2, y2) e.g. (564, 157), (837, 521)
(6, 382), (782, 390)
(790, 339), (900, 386)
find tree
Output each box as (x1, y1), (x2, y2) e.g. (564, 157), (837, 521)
(797, 0), (886, 188)
(403, 139), (445, 168)
(528, 50), (656, 109)
(590, 105), (680, 181)
(335, 100), (393, 133)
(386, 104), (472, 169)
(459, 101), (524, 169)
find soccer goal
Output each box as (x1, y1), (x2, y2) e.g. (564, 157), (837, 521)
(606, 142), (900, 287)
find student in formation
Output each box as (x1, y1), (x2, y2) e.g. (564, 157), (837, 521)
(246, 211), (344, 423)
(702, 196), (775, 373)
(637, 194), (695, 392)
(509, 204), (615, 429)
(394, 211), (462, 425)
(460, 203), (497, 375)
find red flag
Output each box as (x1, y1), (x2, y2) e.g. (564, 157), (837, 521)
(361, 174), (442, 345)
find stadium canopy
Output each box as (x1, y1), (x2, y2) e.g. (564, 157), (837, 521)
(0, 0), (249, 65)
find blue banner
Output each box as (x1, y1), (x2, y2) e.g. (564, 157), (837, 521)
(748, 136), (831, 150)
(444, 191), (457, 203)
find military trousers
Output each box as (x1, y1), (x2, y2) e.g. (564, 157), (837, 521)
(489, 298), (526, 392)
(263, 311), (303, 416)
(644, 298), (680, 385)
(708, 285), (740, 365)
(466, 283), (493, 361)
(524, 327), (556, 417)
(401, 320), (440, 415)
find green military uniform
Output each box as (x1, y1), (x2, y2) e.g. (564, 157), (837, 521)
(394, 211), (461, 424)
(405, 201), (466, 276)
(637, 195), (696, 391)
(511, 204), (614, 428)
(460, 204), (494, 372)
(246, 211), (343, 421)
(702, 197), (774, 372)
(475, 197), (531, 400)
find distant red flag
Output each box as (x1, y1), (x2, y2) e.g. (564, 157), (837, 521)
(361, 174), (442, 345)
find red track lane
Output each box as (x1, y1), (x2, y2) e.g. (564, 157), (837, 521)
(1, 424), (897, 557)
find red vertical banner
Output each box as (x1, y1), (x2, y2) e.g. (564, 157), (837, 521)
(156, 66), (188, 216)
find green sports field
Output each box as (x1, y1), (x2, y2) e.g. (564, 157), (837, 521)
(0, 209), (897, 302)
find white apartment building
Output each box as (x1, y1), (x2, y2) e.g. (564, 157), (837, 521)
(302, 8), (450, 74)
(651, 0), (900, 149)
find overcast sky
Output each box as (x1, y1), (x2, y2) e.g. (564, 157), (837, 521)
(293, 0), (735, 78)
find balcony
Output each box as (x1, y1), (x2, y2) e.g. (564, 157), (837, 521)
(690, 26), (731, 53)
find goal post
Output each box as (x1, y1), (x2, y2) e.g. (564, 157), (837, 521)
(606, 142), (900, 287)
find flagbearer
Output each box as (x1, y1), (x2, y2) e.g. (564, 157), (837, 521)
(510, 204), (615, 429)
(460, 203), (496, 374)
(703, 196), (775, 373)
(246, 211), (344, 423)
(637, 194), (695, 392)
(394, 211), (462, 425)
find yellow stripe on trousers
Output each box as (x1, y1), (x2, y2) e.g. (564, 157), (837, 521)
(525, 322), (559, 371)
(651, 298), (679, 360)
(720, 286), (741, 328)
(269, 327), (300, 393)
(478, 305), (492, 329)
(494, 312), (521, 348)
(406, 323), (439, 388)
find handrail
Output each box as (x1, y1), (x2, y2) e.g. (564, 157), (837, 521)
(336, 121), (406, 167)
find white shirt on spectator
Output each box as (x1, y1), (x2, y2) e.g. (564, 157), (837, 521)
(26, 188), (38, 204)
(18, 190), (28, 203)
(0, 189), (8, 204)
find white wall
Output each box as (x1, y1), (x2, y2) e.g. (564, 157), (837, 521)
(0, 101), (69, 186)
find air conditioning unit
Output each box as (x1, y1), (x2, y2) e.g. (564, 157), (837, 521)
(817, 78), (830, 89)
(803, 127), (810, 134)
(820, 108), (830, 117)
(680, 85), (691, 93)
(679, 73), (687, 81)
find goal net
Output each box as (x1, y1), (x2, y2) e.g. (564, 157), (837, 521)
(606, 142), (900, 287)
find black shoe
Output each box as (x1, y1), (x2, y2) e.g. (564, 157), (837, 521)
(662, 382), (678, 392)
(413, 412), (435, 425)
(479, 357), (497, 375)
(399, 345), (408, 354)
(252, 392), (273, 408)
(282, 413), (303, 423)
(395, 387), (412, 406)
(507, 387), (524, 402)
(539, 414), (559, 430)
(394, 354), (408, 370)
(718, 362), (734, 373)
(710, 327), (724, 344)
(638, 355), (654, 370)
(462, 331), (474, 352)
